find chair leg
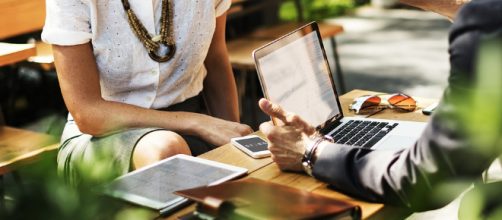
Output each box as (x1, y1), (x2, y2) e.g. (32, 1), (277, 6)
(12, 171), (23, 192)
(0, 175), (5, 211)
(246, 69), (259, 130)
(330, 37), (347, 94)
(234, 68), (247, 118)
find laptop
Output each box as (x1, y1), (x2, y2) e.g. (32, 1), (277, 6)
(253, 22), (427, 151)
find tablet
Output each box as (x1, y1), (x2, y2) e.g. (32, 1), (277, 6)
(103, 155), (248, 214)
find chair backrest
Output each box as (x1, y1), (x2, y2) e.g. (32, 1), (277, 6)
(0, 0), (46, 40)
(226, 0), (304, 39)
(228, 0), (303, 22)
(0, 107), (4, 126)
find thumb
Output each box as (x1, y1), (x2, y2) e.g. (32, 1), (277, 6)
(259, 98), (288, 123)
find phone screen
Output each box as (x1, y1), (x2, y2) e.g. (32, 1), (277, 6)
(235, 137), (268, 152)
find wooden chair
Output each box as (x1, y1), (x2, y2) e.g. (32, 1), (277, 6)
(1, 0), (59, 126)
(0, 0), (54, 70)
(0, 0), (45, 40)
(0, 107), (58, 210)
(0, 43), (36, 67)
(0, 0), (59, 208)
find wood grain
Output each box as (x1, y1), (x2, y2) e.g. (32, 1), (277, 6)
(250, 22), (344, 40)
(340, 89), (436, 122)
(0, 43), (36, 67)
(0, 126), (58, 175)
(0, 0), (46, 40)
(158, 90), (436, 219)
(226, 22), (344, 70)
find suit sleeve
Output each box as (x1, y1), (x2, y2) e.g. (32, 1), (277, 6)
(312, 0), (502, 211)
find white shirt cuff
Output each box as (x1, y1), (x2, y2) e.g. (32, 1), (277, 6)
(215, 0), (231, 17)
(42, 28), (92, 46)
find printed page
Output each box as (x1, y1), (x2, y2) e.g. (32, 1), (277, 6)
(108, 157), (237, 206)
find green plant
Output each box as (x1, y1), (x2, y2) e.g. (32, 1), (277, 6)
(280, 0), (364, 21)
(0, 152), (153, 220)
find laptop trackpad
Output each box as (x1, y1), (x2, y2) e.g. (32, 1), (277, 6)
(374, 135), (416, 151)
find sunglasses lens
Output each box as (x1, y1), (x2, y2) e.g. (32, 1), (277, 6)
(388, 94), (416, 111)
(350, 96), (381, 114)
(361, 96), (381, 108)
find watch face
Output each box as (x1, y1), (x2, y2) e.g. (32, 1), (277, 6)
(302, 161), (313, 176)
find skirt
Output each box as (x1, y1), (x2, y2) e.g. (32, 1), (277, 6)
(57, 94), (214, 185)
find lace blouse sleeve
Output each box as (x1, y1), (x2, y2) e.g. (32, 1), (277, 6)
(215, 0), (231, 17)
(42, 0), (92, 46)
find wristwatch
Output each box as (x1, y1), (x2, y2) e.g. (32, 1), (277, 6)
(302, 137), (323, 176)
(302, 135), (333, 176)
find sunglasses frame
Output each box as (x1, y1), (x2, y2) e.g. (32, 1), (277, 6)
(349, 93), (417, 114)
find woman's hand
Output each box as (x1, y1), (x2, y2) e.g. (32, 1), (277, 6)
(194, 115), (253, 146)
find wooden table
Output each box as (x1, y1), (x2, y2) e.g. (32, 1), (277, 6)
(0, 43), (36, 67)
(0, 127), (58, 175)
(0, 126), (58, 210)
(0, 0), (45, 40)
(159, 89), (435, 219)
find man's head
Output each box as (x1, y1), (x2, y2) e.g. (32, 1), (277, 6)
(400, 0), (471, 20)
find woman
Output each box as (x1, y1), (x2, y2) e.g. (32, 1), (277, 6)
(42, 0), (252, 183)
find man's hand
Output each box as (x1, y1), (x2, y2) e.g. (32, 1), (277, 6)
(258, 99), (315, 135)
(258, 98), (315, 172)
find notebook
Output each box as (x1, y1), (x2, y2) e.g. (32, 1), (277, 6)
(253, 22), (427, 151)
(103, 155), (247, 216)
(175, 178), (361, 220)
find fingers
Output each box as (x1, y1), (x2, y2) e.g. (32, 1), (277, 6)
(260, 121), (305, 172)
(284, 113), (316, 136)
(259, 98), (315, 134)
(259, 98), (288, 123)
(238, 124), (253, 136)
(259, 121), (274, 137)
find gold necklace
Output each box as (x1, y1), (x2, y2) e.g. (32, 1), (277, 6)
(121, 0), (176, 62)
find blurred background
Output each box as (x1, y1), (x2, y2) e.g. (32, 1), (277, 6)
(0, 0), (451, 134)
(0, 0), (461, 219)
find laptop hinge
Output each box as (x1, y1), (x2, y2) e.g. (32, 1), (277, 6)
(318, 118), (342, 135)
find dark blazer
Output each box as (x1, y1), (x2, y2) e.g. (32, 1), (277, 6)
(312, 0), (502, 211)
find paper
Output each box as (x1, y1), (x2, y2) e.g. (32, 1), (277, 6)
(104, 155), (247, 210)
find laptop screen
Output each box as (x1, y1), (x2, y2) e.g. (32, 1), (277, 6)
(254, 23), (341, 128)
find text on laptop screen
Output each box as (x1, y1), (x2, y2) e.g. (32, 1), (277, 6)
(257, 31), (340, 127)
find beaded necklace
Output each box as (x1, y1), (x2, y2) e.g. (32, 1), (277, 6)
(121, 0), (176, 62)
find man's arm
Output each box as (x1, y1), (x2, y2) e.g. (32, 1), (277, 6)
(399, 0), (470, 20)
(313, 93), (499, 210)
(261, 0), (502, 211)
(314, 0), (502, 210)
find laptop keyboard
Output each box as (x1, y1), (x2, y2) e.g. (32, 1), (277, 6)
(330, 120), (398, 148)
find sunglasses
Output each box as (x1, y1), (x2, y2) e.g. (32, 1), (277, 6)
(349, 93), (417, 114)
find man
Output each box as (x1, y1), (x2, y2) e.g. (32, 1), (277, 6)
(259, 0), (502, 212)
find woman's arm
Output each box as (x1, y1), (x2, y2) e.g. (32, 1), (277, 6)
(203, 13), (240, 122)
(53, 43), (250, 145)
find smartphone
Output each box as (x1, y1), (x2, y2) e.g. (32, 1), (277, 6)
(231, 135), (270, 159)
(422, 102), (439, 115)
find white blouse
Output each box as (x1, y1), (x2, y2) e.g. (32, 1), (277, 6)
(42, 0), (231, 109)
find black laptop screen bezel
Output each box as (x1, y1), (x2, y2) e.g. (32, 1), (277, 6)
(252, 22), (344, 130)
